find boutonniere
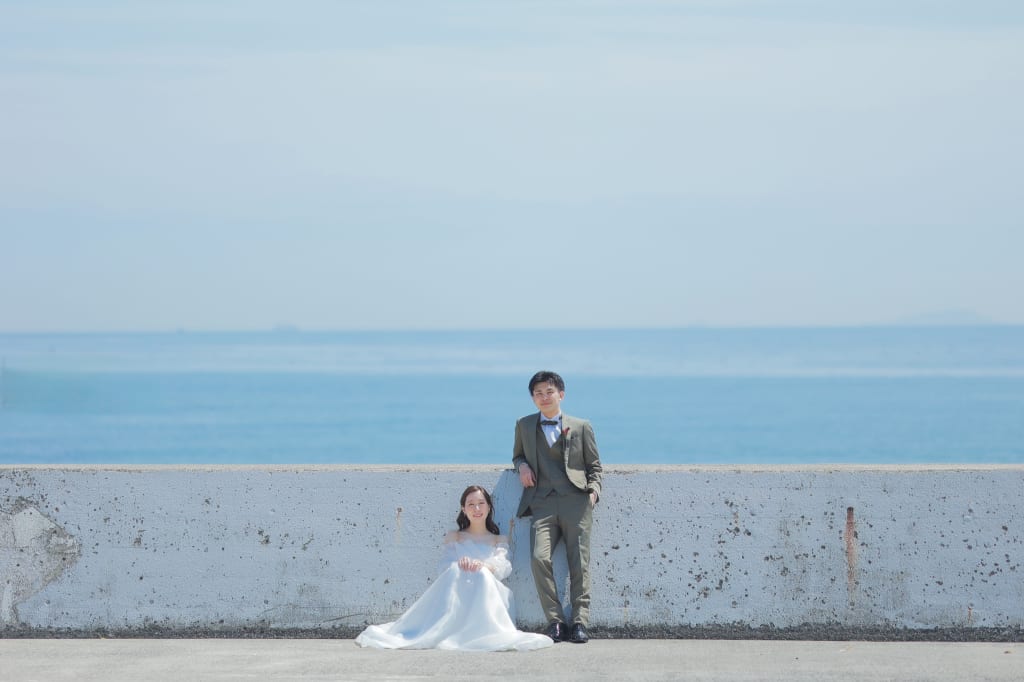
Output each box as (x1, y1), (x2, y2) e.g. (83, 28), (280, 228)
(561, 427), (571, 441)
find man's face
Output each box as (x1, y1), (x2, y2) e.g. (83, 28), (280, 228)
(531, 381), (564, 417)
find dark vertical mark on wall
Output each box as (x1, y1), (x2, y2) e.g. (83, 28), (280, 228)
(845, 506), (857, 605)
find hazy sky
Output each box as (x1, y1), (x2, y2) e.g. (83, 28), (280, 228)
(2, 1), (1022, 331)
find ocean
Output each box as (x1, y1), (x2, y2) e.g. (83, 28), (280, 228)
(1, 327), (1022, 465)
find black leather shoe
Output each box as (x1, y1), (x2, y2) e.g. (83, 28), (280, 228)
(545, 621), (567, 642)
(569, 623), (589, 643)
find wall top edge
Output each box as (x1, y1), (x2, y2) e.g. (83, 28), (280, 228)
(2, 464), (1023, 473)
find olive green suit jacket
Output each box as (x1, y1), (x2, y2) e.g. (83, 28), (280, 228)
(512, 412), (603, 518)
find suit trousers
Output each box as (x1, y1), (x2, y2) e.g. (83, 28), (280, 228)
(529, 490), (594, 626)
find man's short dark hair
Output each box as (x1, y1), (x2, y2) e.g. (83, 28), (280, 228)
(529, 371), (565, 393)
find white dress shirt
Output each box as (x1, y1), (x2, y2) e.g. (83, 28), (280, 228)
(539, 413), (562, 447)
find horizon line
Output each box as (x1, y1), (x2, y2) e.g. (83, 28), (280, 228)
(0, 322), (1021, 335)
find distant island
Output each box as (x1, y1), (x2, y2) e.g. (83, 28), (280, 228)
(888, 309), (997, 326)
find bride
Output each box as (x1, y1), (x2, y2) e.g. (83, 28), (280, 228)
(355, 485), (553, 651)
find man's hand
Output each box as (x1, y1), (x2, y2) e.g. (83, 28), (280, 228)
(589, 491), (598, 506)
(518, 462), (536, 488)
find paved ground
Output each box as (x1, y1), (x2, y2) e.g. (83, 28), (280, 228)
(1, 639), (1021, 681)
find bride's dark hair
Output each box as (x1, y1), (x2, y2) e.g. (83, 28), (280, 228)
(456, 485), (500, 535)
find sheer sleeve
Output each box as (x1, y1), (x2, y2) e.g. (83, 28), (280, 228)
(437, 538), (460, 575)
(483, 542), (512, 581)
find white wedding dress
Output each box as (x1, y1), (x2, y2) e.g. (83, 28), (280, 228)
(355, 536), (553, 651)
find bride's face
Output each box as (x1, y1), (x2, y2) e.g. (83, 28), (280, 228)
(462, 491), (490, 525)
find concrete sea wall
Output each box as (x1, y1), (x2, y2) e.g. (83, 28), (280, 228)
(1, 465), (1022, 639)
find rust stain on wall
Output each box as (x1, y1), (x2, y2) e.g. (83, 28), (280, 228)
(394, 506), (403, 545)
(845, 506), (857, 604)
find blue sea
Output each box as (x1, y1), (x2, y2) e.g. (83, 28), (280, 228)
(1, 327), (1022, 465)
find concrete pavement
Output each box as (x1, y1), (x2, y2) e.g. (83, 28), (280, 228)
(1, 639), (1021, 681)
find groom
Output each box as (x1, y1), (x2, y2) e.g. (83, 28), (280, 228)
(513, 370), (603, 644)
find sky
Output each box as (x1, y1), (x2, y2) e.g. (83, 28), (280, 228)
(1, 1), (1022, 332)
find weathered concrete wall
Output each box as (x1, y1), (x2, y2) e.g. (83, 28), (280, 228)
(1, 466), (1022, 638)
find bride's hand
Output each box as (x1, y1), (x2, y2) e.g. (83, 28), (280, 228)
(458, 556), (484, 572)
